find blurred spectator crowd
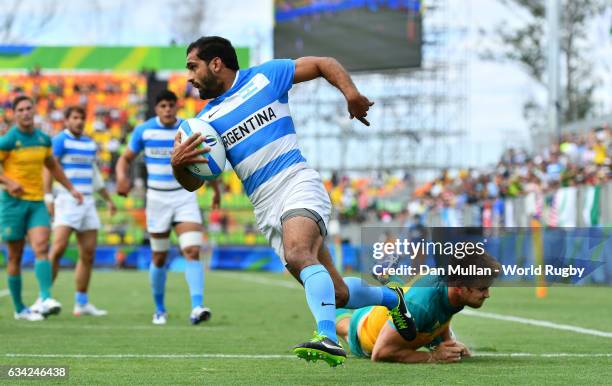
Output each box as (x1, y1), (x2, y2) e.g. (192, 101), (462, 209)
(405, 127), (610, 227)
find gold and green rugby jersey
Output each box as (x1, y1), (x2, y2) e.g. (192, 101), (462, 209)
(0, 126), (52, 201)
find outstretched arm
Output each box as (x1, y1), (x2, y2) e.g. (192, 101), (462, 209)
(293, 56), (374, 126)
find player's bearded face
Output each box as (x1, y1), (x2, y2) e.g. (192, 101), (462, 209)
(196, 65), (224, 100)
(67, 112), (85, 135)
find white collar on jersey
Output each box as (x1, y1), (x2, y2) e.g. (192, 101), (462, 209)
(155, 117), (180, 129)
(229, 70), (240, 90)
(63, 128), (81, 139)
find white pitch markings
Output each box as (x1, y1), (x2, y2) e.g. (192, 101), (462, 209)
(462, 309), (612, 338)
(11, 323), (227, 331)
(475, 353), (612, 358)
(4, 353), (611, 359)
(5, 353), (295, 359)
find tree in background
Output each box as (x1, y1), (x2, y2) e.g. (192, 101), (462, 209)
(482, 0), (609, 136)
(167, 0), (208, 44)
(0, 0), (58, 43)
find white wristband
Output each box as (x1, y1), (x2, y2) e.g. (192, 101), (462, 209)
(44, 193), (54, 204)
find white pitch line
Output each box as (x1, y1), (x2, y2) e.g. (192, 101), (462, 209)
(4, 353), (611, 359)
(474, 353), (612, 358)
(0, 289), (9, 298)
(13, 324), (228, 331)
(462, 309), (612, 339)
(5, 353), (295, 359)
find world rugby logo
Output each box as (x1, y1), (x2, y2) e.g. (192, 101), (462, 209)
(203, 135), (218, 147)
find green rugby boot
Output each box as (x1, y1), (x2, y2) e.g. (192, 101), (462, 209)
(293, 332), (346, 367)
(388, 286), (417, 341)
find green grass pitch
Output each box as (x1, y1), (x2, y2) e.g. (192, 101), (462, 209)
(1, 270), (611, 385)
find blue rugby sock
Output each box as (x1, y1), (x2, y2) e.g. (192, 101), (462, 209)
(75, 291), (88, 306)
(149, 263), (167, 313)
(184, 260), (204, 309)
(343, 277), (399, 309)
(300, 264), (338, 342)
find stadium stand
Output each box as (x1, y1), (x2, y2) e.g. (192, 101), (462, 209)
(408, 126), (610, 227)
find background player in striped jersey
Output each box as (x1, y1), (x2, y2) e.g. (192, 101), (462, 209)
(44, 106), (116, 316)
(171, 36), (416, 366)
(116, 90), (219, 325)
(0, 95), (83, 321)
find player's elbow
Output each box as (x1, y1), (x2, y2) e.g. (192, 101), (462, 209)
(371, 347), (392, 363)
(315, 56), (339, 72)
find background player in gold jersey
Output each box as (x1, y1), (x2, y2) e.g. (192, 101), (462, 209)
(0, 95), (83, 321)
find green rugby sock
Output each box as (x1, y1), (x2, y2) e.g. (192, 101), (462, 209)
(8, 275), (25, 312)
(34, 260), (53, 300)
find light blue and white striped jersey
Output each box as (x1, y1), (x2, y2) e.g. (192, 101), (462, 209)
(52, 129), (97, 195)
(129, 117), (183, 191)
(197, 59), (307, 206)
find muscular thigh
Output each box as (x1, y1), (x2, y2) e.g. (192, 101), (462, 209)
(282, 216), (323, 278)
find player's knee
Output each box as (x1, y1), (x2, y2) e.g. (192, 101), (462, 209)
(335, 282), (349, 307)
(7, 248), (22, 262)
(7, 255), (21, 269)
(84, 247), (96, 260)
(53, 239), (69, 254)
(32, 242), (49, 257)
(182, 245), (200, 260)
(7, 260), (21, 275)
(150, 238), (169, 267)
(179, 232), (202, 260)
(284, 245), (317, 269)
(80, 251), (95, 265)
(151, 252), (167, 267)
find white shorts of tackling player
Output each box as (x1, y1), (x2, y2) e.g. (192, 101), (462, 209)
(53, 195), (100, 232)
(253, 168), (331, 265)
(145, 189), (202, 234)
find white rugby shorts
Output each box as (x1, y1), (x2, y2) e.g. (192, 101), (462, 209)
(145, 189), (202, 233)
(53, 194), (100, 232)
(253, 168), (331, 265)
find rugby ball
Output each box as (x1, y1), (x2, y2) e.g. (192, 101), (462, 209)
(177, 118), (226, 180)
